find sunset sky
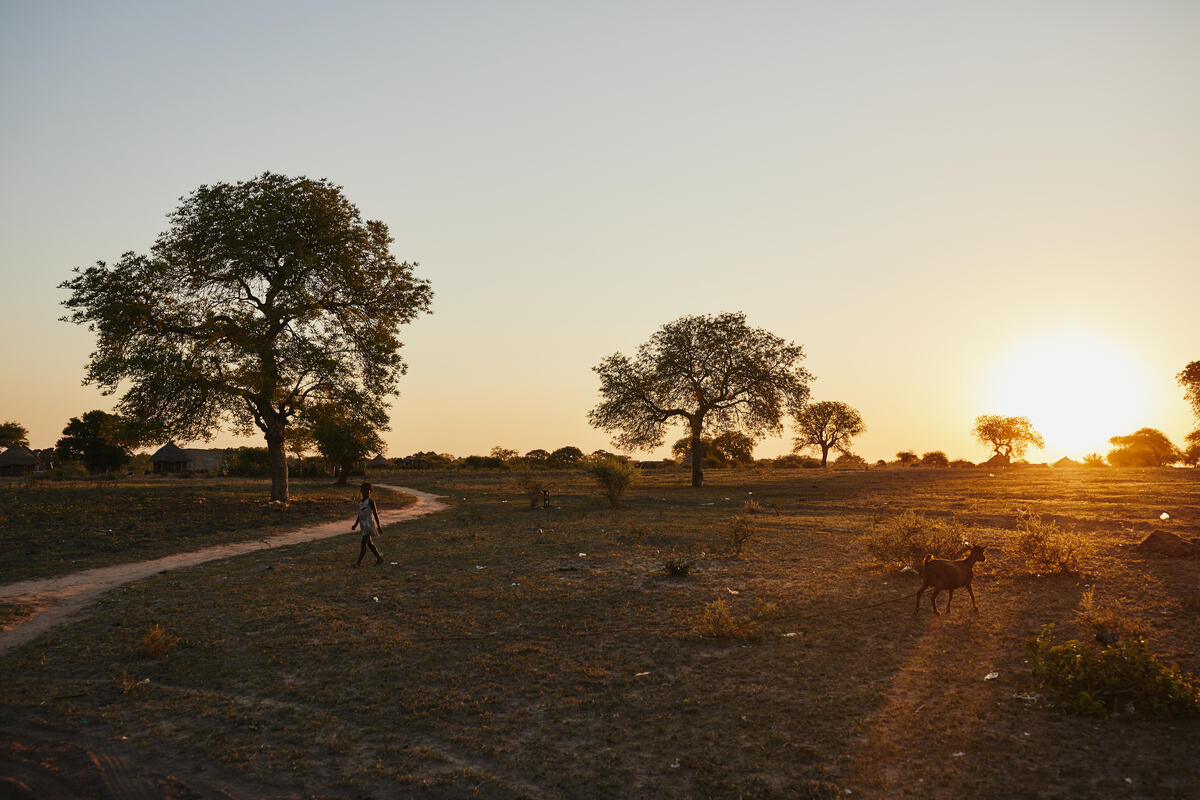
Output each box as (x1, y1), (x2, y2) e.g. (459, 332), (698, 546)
(2, 1), (1197, 463)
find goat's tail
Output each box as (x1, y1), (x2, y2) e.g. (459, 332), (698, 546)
(921, 553), (932, 573)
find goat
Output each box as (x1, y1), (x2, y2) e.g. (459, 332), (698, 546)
(914, 544), (986, 615)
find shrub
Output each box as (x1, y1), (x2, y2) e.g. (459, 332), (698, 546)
(723, 515), (755, 556)
(895, 451), (919, 466)
(513, 470), (549, 509)
(865, 510), (968, 570)
(920, 451), (949, 467)
(1081, 453), (1106, 467)
(691, 598), (757, 640)
(583, 456), (639, 507)
(1075, 586), (1146, 640)
(50, 461), (89, 480)
(743, 498), (763, 514)
(1013, 512), (1091, 574)
(1025, 625), (1200, 718)
(138, 624), (179, 659)
(662, 555), (693, 577)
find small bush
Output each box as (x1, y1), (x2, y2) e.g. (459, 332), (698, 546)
(512, 471), (548, 509)
(723, 515), (755, 556)
(1025, 625), (1200, 718)
(1013, 512), (1091, 574)
(920, 451), (949, 467)
(743, 498), (763, 514)
(662, 556), (693, 577)
(865, 510), (968, 570)
(691, 598), (757, 639)
(583, 457), (639, 507)
(1075, 587), (1147, 640)
(138, 624), (179, 659)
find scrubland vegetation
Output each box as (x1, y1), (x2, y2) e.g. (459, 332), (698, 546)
(2, 466), (1198, 798)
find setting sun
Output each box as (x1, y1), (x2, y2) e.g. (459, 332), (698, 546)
(985, 330), (1152, 459)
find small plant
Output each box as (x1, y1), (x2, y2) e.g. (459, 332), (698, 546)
(114, 670), (148, 695)
(1025, 625), (1200, 718)
(138, 623), (179, 659)
(512, 470), (548, 509)
(723, 515), (755, 556)
(743, 498), (763, 514)
(662, 555), (693, 577)
(690, 598), (757, 640)
(582, 456), (639, 507)
(1013, 512), (1091, 574)
(865, 510), (967, 570)
(1075, 587), (1146, 640)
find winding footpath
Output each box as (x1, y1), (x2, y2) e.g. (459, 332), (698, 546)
(0, 485), (446, 656)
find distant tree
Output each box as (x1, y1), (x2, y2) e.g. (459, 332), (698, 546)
(60, 173), (433, 502)
(490, 447), (520, 464)
(589, 313), (811, 488)
(949, 459), (974, 468)
(921, 451), (950, 467)
(972, 415), (1044, 459)
(1181, 431), (1200, 467)
(1106, 428), (1179, 467)
(463, 455), (507, 469)
(791, 401), (866, 468)
(1081, 452), (1106, 467)
(55, 410), (135, 473)
(0, 421), (29, 449)
(832, 452), (867, 469)
(302, 403), (385, 485)
(1178, 361), (1200, 421)
(525, 449), (551, 467)
(895, 451), (919, 466)
(547, 446), (584, 468)
(712, 431), (757, 466)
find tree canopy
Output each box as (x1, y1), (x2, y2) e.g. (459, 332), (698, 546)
(972, 415), (1044, 459)
(1106, 428), (1179, 467)
(791, 400), (865, 468)
(671, 431), (756, 467)
(1178, 361), (1200, 422)
(588, 312), (811, 487)
(55, 410), (135, 473)
(0, 421), (29, 449)
(302, 402), (386, 485)
(60, 173), (432, 501)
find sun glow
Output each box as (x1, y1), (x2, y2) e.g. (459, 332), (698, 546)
(985, 330), (1152, 460)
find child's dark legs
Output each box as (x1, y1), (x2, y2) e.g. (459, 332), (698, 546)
(357, 534), (383, 565)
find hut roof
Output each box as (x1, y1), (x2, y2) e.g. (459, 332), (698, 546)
(0, 445), (40, 467)
(150, 443), (188, 462)
(1053, 456), (1079, 467)
(368, 454), (390, 466)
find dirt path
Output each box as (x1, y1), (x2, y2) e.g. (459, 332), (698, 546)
(0, 485), (446, 656)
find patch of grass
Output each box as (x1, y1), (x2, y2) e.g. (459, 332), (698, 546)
(1013, 511), (1092, 575)
(0, 601), (36, 628)
(690, 597), (757, 640)
(864, 509), (968, 569)
(1026, 625), (1200, 718)
(138, 623), (180, 659)
(662, 555), (694, 577)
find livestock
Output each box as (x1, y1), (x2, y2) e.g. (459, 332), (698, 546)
(914, 544), (986, 615)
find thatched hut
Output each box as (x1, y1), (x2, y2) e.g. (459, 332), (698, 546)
(0, 445), (40, 477)
(366, 454), (391, 471)
(150, 443), (189, 473)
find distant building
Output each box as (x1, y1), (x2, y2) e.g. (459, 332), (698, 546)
(366, 454), (391, 470)
(150, 443), (226, 474)
(0, 445), (40, 477)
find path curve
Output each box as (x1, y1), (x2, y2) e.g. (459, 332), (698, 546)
(0, 485), (446, 656)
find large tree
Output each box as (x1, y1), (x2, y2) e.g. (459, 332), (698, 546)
(588, 312), (812, 487)
(1106, 428), (1179, 467)
(1179, 361), (1200, 421)
(972, 415), (1044, 459)
(0, 421), (29, 449)
(60, 173), (432, 501)
(791, 400), (865, 468)
(55, 410), (135, 473)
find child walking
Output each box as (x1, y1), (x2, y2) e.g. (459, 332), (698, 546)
(352, 481), (384, 566)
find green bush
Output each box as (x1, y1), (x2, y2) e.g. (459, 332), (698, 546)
(1013, 511), (1091, 574)
(582, 457), (639, 507)
(1025, 625), (1200, 718)
(865, 510), (967, 570)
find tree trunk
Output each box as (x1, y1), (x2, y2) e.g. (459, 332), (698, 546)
(266, 424), (289, 502)
(821, 445), (830, 468)
(335, 463), (349, 485)
(690, 421), (705, 488)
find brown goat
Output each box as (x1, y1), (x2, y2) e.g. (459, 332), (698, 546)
(914, 544), (986, 615)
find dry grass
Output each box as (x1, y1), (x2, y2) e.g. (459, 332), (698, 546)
(1, 466), (1198, 798)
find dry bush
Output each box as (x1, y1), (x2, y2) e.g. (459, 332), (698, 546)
(690, 598), (757, 640)
(662, 554), (693, 577)
(512, 471), (548, 509)
(865, 510), (968, 570)
(1075, 587), (1148, 639)
(582, 457), (639, 507)
(1013, 512), (1091, 575)
(138, 623), (179, 659)
(723, 515), (755, 556)
(743, 498), (763, 514)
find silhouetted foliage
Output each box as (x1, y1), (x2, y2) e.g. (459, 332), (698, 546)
(226, 447), (271, 477)
(1106, 428), (1179, 467)
(0, 421), (29, 449)
(525, 449), (551, 467)
(55, 410), (137, 473)
(1082, 453), (1106, 467)
(582, 455), (639, 507)
(490, 447), (520, 464)
(792, 401), (865, 468)
(1178, 361), (1200, 421)
(895, 451), (919, 466)
(589, 312), (811, 487)
(60, 173), (432, 502)
(463, 455), (507, 469)
(1181, 431), (1200, 467)
(921, 451), (949, 467)
(547, 446), (584, 468)
(671, 431), (756, 467)
(302, 403), (385, 485)
(972, 415), (1044, 459)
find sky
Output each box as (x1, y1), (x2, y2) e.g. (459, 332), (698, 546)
(2, 0), (1198, 463)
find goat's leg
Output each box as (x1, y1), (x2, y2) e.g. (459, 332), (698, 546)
(929, 588), (941, 615)
(946, 589), (954, 613)
(914, 584), (927, 615)
(966, 582), (978, 611)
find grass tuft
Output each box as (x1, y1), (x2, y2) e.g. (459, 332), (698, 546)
(1013, 511), (1092, 575)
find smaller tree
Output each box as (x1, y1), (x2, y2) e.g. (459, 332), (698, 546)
(525, 449), (551, 467)
(490, 447), (520, 464)
(895, 451), (919, 466)
(55, 410), (136, 473)
(1178, 361), (1200, 421)
(1081, 453), (1106, 467)
(973, 415), (1044, 459)
(0, 421), (29, 449)
(1180, 430), (1200, 467)
(304, 404), (386, 484)
(547, 446), (584, 468)
(921, 451), (949, 467)
(1106, 428), (1179, 467)
(792, 401), (866, 468)
(711, 431), (756, 466)
(582, 455), (639, 507)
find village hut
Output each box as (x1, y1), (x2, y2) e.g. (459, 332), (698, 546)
(150, 443), (189, 473)
(367, 454), (391, 472)
(982, 453), (1011, 468)
(1053, 456), (1079, 468)
(0, 445), (41, 477)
